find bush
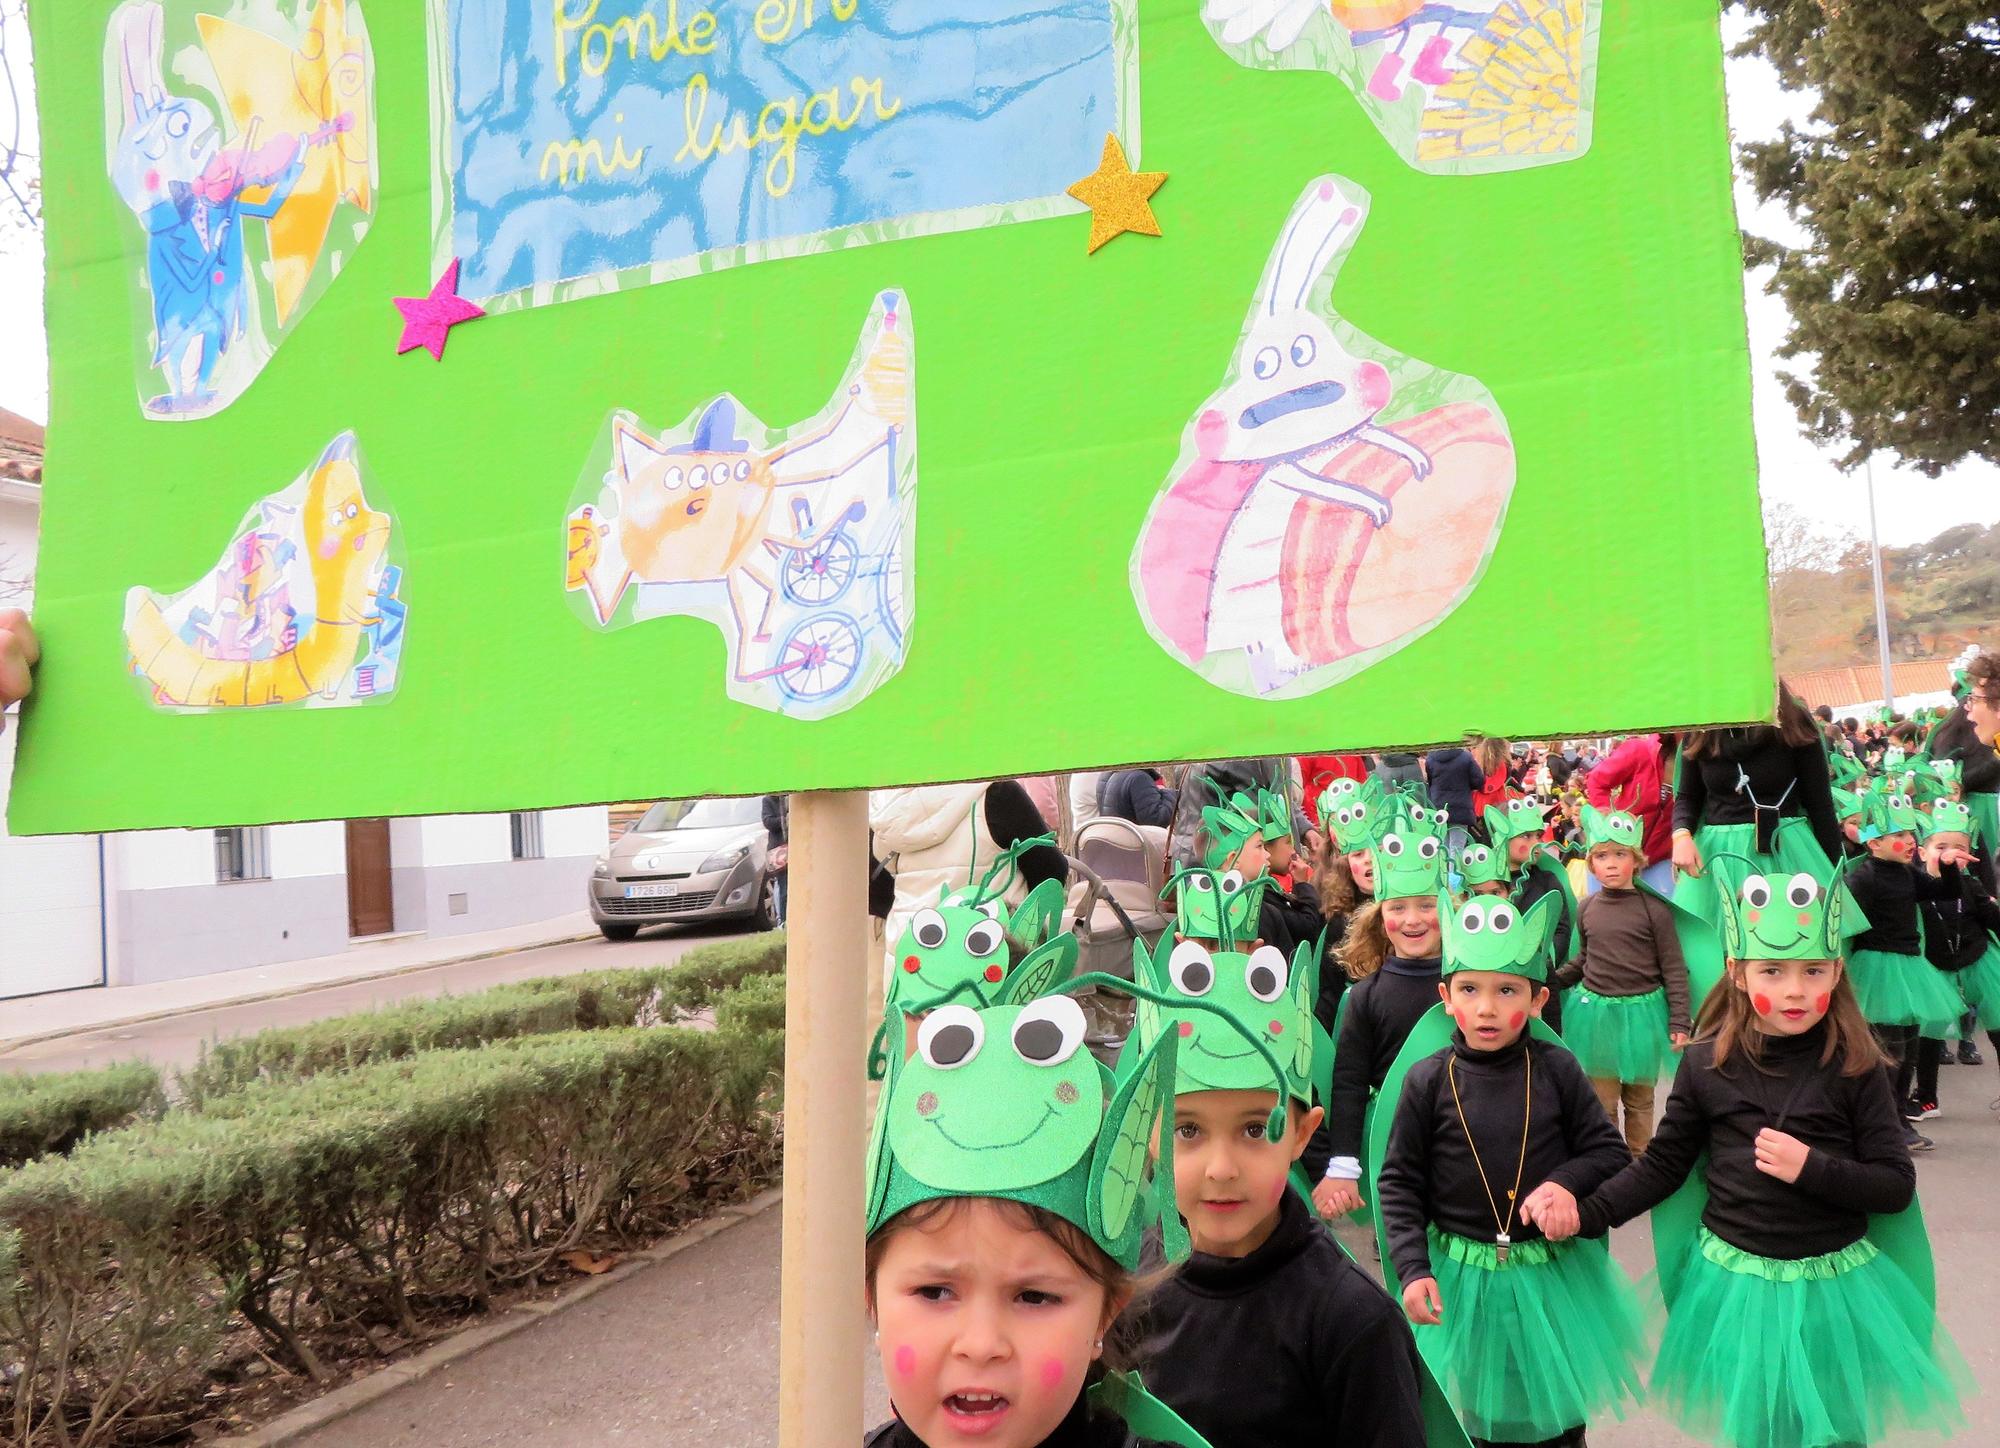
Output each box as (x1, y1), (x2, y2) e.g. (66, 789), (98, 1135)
(175, 931), (787, 1106)
(0, 1022), (783, 1447)
(0, 1063), (166, 1169)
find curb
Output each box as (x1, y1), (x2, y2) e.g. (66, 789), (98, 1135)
(0, 932), (602, 1055)
(221, 1188), (785, 1447)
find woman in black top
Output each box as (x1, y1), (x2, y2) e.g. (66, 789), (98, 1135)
(1670, 685), (1844, 935)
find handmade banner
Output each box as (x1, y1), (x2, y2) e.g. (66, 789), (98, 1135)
(18, 0), (1767, 833)
(429, 0), (1140, 308)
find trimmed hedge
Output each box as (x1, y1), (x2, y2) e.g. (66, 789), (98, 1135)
(0, 1063), (166, 1169)
(175, 930), (786, 1106)
(1, 1009), (783, 1448)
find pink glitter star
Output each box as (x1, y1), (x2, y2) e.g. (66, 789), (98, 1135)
(394, 259), (485, 361)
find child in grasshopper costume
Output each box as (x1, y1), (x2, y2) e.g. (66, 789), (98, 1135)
(1843, 785), (1971, 1053)
(1315, 795), (1448, 1222)
(865, 967), (1219, 1448)
(1550, 807), (1720, 1153)
(1456, 839), (1511, 897)
(1484, 797), (1575, 1033)
(1554, 857), (1970, 1448)
(1315, 776), (1384, 935)
(1375, 892), (1645, 1448)
(1122, 904), (1459, 1448)
(1908, 799), (2000, 1112)
(1252, 786), (1327, 965)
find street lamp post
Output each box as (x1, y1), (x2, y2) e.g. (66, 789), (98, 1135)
(1865, 456), (1895, 715)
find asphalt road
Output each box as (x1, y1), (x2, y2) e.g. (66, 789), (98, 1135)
(0, 923), (743, 1078)
(295, 1051), (2000, 1447)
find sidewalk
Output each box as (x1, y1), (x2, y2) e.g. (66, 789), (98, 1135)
(0, 911), (599, 1053)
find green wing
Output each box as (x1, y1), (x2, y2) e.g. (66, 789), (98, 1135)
(1090, 1026), (1177, 1256)
(1086, 1370), (1217, 1448)
(1639, 879), (1726, 1017)
(999, 932), (1079, 1005)
(1008, 878), (1065, 947)
(864, 1025), (902, 1230)
(1533, 850), (1582, 963)
(1367, 1003), (1458, 1300)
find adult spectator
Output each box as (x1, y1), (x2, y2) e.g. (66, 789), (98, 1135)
(760, 794), (789, 924)
(1098, 766), (1179, 827)
(1067, 771), (1105, 840)
(1423, 741), (1485, 858)
(1470, 735), (1515, 820)
(1371, 749), (1425, 790)
(1297, 753), (1370, 823)
(1585, 733), (1678, 892)
(870, 782), (1067, 983)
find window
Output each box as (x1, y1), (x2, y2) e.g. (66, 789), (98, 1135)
(510, 811), (544, 861)
(214, 827), (271, 883)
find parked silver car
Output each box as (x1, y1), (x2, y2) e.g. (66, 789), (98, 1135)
(588, 796), (778, 940)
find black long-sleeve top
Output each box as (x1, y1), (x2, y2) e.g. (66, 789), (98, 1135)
(1324, 957), (1443, 1167)
(1920, 866), (2000, 970)
(866, 1393), (1167, 1448)
(1926, 708), (2000, 795)
(1130, 1189), (1427, 1448)
(1576, 1025), (1915, 1259)
(1674, 728), (1842, 862)
(1256, 879), (1324, 965)
(1845, 856), (1960, 956)
(1377, 1034), (1629, 1288)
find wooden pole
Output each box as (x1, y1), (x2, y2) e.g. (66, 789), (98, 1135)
(779, 789), (870, 1448)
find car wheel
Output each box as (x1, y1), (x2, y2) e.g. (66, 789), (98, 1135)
(751, 874), (780, 932)
(598, 922), (640, 942)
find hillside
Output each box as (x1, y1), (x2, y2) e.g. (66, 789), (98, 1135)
(1767, 513), (2000, 677)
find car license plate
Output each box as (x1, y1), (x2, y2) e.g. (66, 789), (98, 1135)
(625, 882), (679, 900)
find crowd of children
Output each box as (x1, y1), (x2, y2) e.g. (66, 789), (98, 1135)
(857, 652), (2000, 1448)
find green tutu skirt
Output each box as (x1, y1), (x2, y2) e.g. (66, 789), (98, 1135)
(1968, 791), (1998, 859)
(1953, 937), (2000, 1030)
(1675, 820), (1845, 933)
(1847, 948), (1965, 1035)
(1652, 1228), (1969, 1448)
(1425, 1225), (1646, 1442)
(1562, 987), (1672, 1082)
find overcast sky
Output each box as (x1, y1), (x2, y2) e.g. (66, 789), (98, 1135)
(1, 9), (1994, 549)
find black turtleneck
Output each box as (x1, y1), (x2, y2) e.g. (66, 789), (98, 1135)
(1127, 1188), (1426, 1448)
(864, 1388), (1159, 1448)
(1576, 1023), (1914, 1260)
(1846, 855), (1961, 956)
(1323, 956), (1442, 1166)
(1376, 1032), (1628, 1289)
(1673, 728), (1842, 861)
(1921, 866), (2000, 970)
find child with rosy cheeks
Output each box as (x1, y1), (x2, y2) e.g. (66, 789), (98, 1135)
(1908, 820), (2000, 1119)
(1550, 857), (1970, 1448)
(867, 1198), (1151, 1448)
(1376, 894), (1643, 1448)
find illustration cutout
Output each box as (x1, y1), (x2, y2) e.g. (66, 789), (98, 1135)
(123, 432), (406, 711)
(1200, 0), (1600, 174)
(1131, 176), (1515, 699)
(565, 290), (916, 721)
(103, 0), (377, 420)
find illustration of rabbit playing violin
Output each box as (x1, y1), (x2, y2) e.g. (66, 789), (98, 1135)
(105, 1), (371, 420)
(1131, 176), (1514, 699)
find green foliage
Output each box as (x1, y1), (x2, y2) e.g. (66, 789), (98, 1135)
(0, 1024), (783, 1447)
(0, 1062), (166, 1169)
(1735, 3), (2000, 475)
(176, 931), (786, 1105)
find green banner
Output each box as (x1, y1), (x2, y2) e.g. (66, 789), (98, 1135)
(14, 0), (1768, 834)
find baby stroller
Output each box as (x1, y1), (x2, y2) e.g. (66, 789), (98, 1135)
(1063, 817), (1172, 1062)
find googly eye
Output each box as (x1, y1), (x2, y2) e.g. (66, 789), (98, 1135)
(1253, 347), (1281, 381)
(911, 909), (947, 950)
(1012, 995), (1087, 1066)
(1187, 873), (1215, 895)
(1245, 945), (1288, 1003)
(661, 467), (684, 491)
(1417, 837), (1440, 860)
(1335, 807), (1354, 826)
(1488, 903), (1519, 934)
(1786, 874), (1820, 909)
(1168, 939), (1215, 997)
(965, 919), (1005, 959)
(1741, 874), (1772, 910)
(1220, 871), (1244, 895)
(1382, 836), (1406, 857)
(1458, 904), (1486, 934)
(978, 901), (1003, 922)
(1466, 847), (1490, 865)
(917, 1006), (983, 1069)
(1290, 334), (1316, 369)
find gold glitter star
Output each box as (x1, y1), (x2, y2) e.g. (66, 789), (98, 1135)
(1066, 134), (1167, 255)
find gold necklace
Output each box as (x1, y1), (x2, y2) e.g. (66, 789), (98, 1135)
(1446, 1046), (1532, 1264)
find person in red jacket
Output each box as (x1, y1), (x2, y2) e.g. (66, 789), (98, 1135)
(1585, 732), (1678, 892)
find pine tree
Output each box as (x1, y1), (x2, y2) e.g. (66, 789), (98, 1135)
(1734, 3), (1999, 477)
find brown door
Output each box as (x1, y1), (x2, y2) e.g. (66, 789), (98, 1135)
(345, 818), (395, 937)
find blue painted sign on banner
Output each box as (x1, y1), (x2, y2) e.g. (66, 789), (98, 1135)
(431, 0), (1136, 307)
